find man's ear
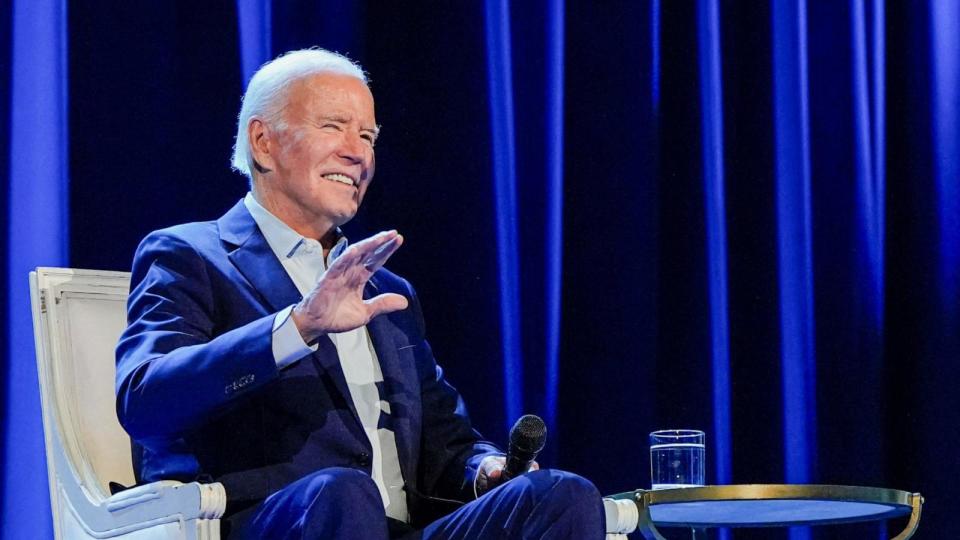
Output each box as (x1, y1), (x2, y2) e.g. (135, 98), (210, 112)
(248, 117), (274, 174)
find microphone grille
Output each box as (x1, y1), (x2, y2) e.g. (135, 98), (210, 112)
(510, 414), (547, 453)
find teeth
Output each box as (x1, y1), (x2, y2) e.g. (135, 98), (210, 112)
(323, 173), (354, 186)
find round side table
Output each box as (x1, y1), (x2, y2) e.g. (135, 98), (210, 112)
(606, 484), (923, 539)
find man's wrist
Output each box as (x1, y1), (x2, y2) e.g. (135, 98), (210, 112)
(291, 304), (322, 344)
(272, 305), (317, 369)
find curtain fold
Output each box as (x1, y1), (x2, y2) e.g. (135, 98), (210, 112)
(542, 0), (564, 450)
(484, 0), (523, 430)
(772, 0), (818, 496)
(930, 0), (960, 316)
(697, 0), (732, 490)
(2, 1), (68, 538)
(236, 0), (271, 85)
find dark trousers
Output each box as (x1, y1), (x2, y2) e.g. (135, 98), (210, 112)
(232, 467), (605, 539)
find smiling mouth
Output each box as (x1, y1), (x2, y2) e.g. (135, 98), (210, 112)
(322, 173), (357, 187)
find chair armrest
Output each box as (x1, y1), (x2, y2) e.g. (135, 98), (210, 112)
(604, 498), (638, 533)
(101, 480), (226, 530)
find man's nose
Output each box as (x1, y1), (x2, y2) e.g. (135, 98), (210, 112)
(337, 133), (369, 163)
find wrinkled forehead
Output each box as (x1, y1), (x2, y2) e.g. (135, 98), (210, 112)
(281, 72), (375, 118)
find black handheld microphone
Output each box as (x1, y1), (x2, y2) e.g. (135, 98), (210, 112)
(502, 414), (547, 481)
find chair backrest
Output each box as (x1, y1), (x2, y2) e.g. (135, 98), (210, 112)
(31, 267), (135, 505)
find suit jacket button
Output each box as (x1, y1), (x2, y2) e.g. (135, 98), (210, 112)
(357, 452), (371, 467)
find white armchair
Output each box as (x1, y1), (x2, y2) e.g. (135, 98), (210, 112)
(30, 267), (226, 540)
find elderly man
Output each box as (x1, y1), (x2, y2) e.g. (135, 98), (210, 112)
(116, 49), (603, 539)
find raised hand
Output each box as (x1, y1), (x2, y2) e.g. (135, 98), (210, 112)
(291, 230), (408, 343)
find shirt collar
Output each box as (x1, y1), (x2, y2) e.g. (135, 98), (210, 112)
(243, 192), (349, 265)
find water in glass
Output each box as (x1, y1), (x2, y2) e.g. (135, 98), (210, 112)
(650, 441), (704, 490)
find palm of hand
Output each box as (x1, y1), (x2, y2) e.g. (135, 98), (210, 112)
(292, 231), (408, 341)
(302, 251), (378, 332)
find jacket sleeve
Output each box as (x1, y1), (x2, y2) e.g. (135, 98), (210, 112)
(402, 279), (501, 502)
(115, 230), (280, 441)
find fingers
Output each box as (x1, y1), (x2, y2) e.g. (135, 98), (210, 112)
(352, 230), (400, 257)
(480, 455), (506, 475)
(475, 455), (507, 496)
(365, 292), (409, 318)
(325, 230), (403, 280)
(362, 234), (403, 272)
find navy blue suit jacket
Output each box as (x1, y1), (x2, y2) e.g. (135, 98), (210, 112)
(115, 200), (499, 520)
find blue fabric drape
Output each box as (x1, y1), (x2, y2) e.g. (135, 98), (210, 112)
(887, 2), (960, 538)
(697, 0), (732, 491)
(236, 0), (271, 85)
(486, 0), (567, 455)
(484, 0), (523, 429)
(773, 0), (818, 495)
(931, 1), (960, 308)
(851, 0), (885, 330)
(2, 1), (68, 538)
(773, 2), (816, 538)
(3, 2), (960, 538)
(542, 0), (565, 446)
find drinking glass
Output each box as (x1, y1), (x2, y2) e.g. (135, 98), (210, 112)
(649, 429), (705, 490)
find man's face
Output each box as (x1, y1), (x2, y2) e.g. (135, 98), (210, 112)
(260, 73), (378, 234)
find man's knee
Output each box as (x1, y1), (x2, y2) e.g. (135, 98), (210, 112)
(297, 467), (382, 510)
(485, 470), (603, 538)
(240, 467), (386, 539)
(522, 469), (600, 506)
(544, 470), (601, 504)
(494, 469), (600, 509)
(290, 468), (387, 538)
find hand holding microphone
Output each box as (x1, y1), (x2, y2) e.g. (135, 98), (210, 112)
(476, 414), (547, 495)
(502, 414), (547, 480)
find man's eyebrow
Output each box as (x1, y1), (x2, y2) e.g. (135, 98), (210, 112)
(320, 115), (379, 136)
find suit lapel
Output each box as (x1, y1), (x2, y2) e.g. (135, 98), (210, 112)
(310, 334), (367, 444)
(364, 275), (417, 482)
(218, 200), (363, 433)
(218, 200), (301, 313)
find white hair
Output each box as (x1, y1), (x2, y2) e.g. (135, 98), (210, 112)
(231, 48), (368, 179)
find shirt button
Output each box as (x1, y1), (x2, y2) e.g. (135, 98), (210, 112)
(357, 452), (371, 467)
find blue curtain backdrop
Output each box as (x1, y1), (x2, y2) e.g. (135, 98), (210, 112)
(2, 1), (69, 539)
(2, 1), (958, 538)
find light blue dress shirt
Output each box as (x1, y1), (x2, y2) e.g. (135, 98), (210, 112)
(243, 193), (409, 522)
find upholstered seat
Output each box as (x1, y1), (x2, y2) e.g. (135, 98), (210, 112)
(30, 268), (225, 539)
